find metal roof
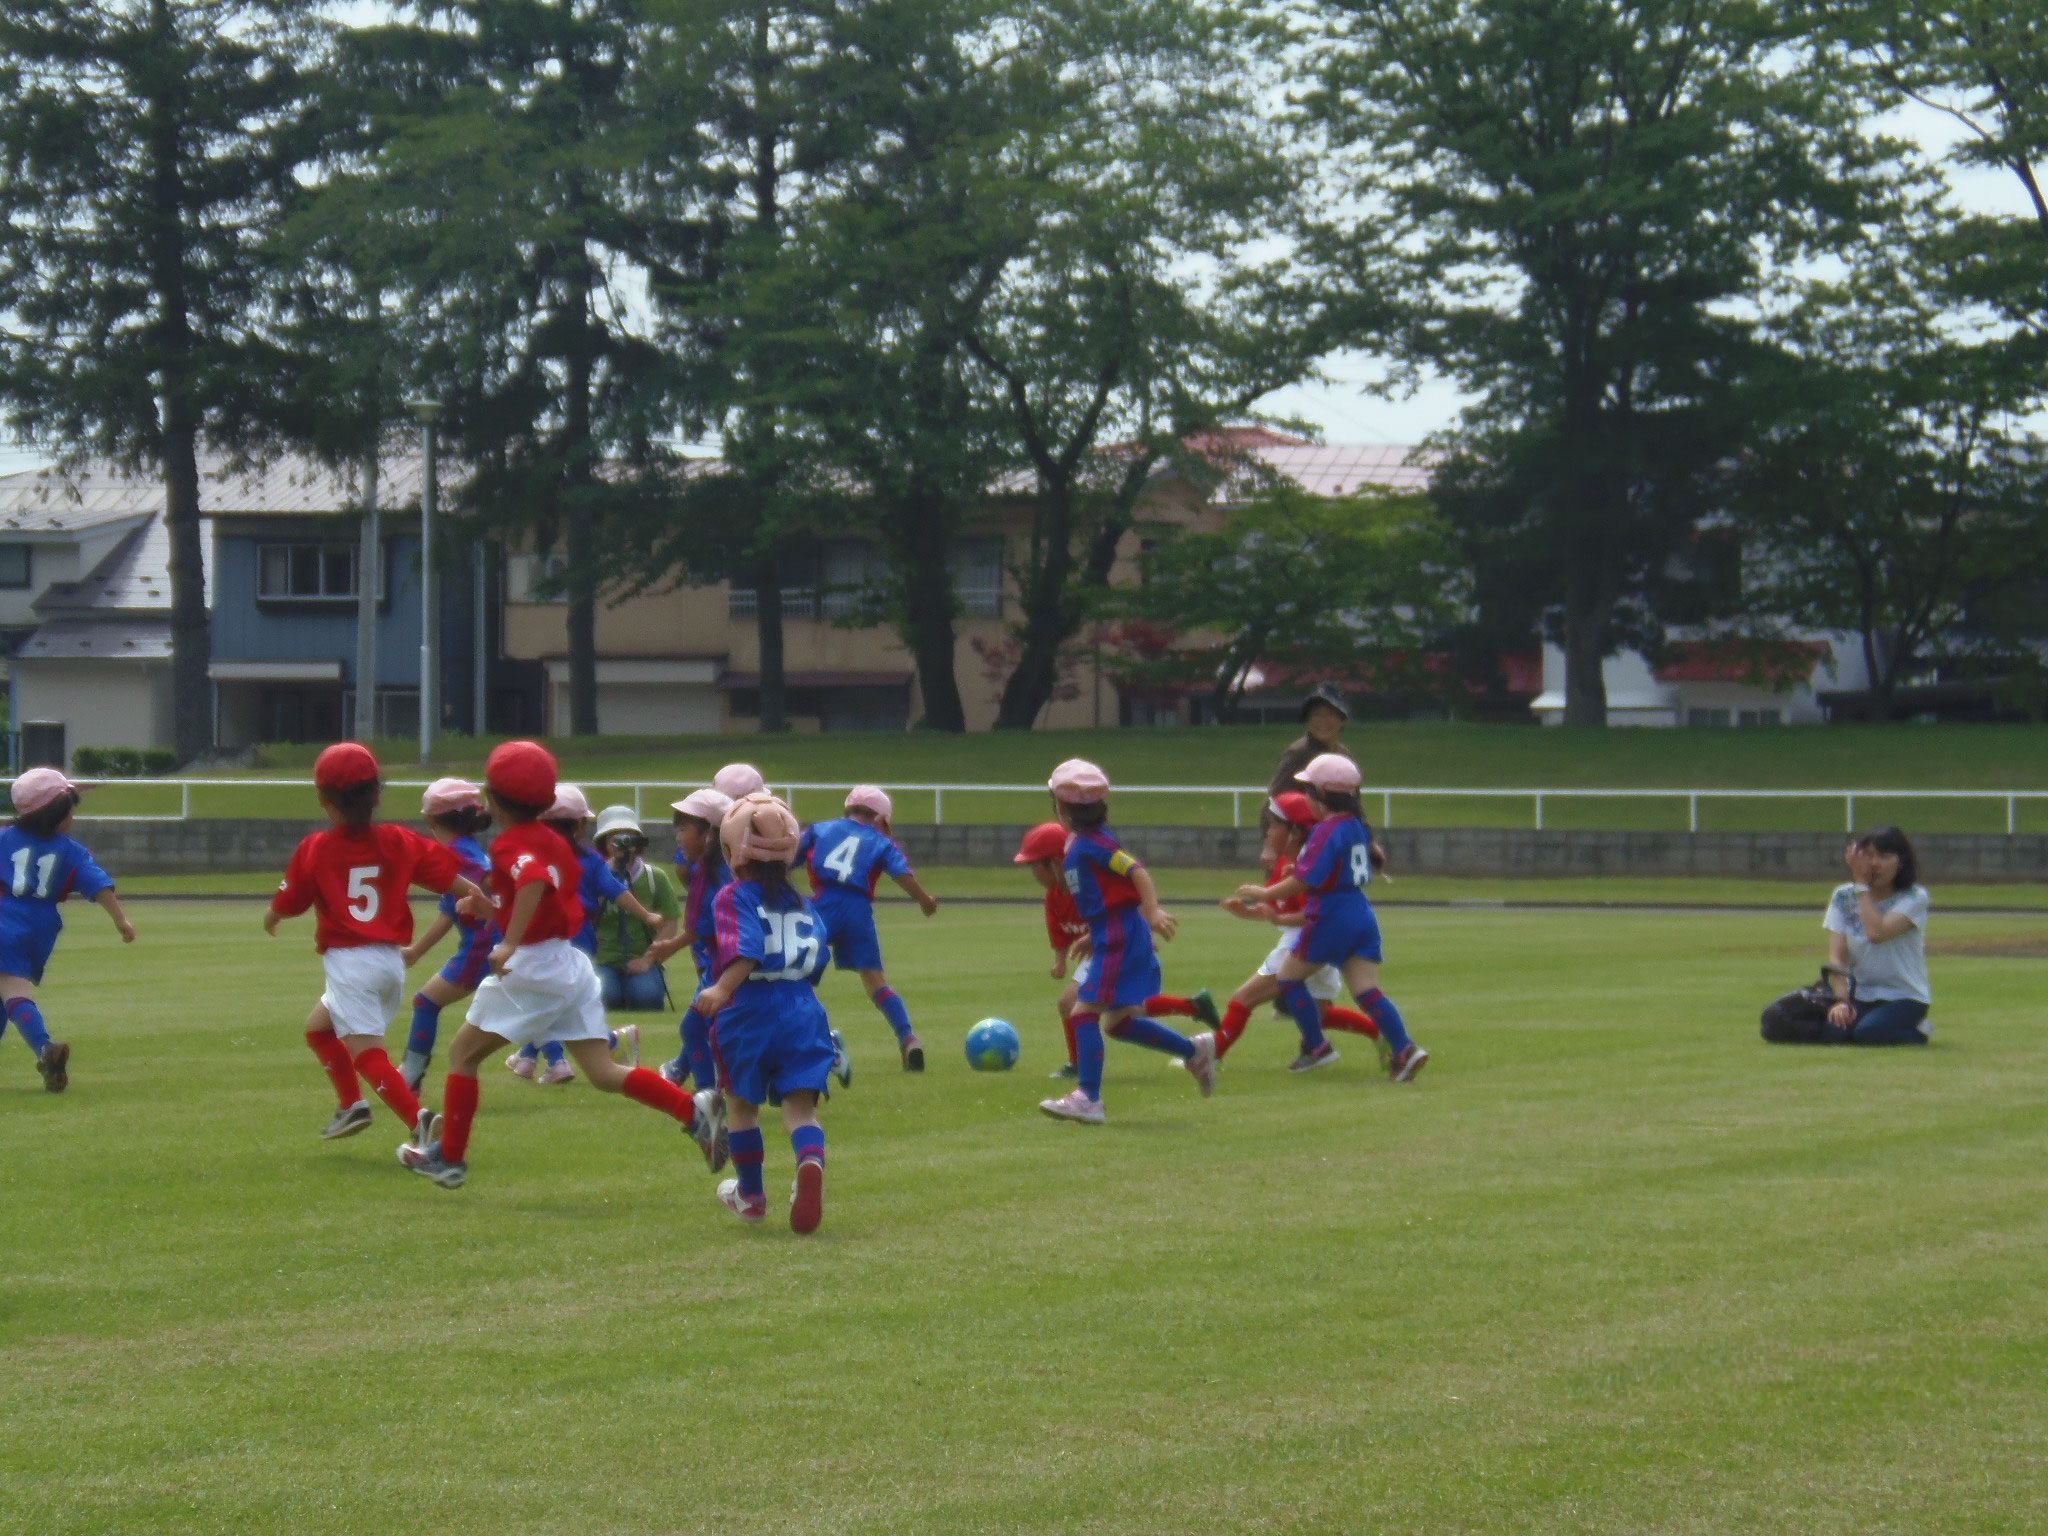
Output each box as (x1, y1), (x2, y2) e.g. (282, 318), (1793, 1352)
(34, 515), (214, 616)
(15, 617), (171, 661)
(0, 450), (435, 519)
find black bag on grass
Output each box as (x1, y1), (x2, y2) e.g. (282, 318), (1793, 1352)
(1760, 967), (1855, 1044)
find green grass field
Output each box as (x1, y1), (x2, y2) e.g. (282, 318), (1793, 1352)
(4, 899), (2045, 1532)
(65, 721), (2048, 833)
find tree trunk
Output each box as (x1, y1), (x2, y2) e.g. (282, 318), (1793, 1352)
(996, 475), (1076, 729)
(754, 550), (788, 732)
(899, 516), (965, 732)
(1561, 613), (1610, 727)
(163, 420), (211, 761)
(562, 272), (600, 737)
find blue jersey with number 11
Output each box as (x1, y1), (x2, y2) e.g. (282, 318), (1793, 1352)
(1295, 815), (1374, 923)
(0, 826), (114, 974)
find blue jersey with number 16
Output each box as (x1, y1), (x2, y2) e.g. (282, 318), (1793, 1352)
(1294, 815), (1374, 924)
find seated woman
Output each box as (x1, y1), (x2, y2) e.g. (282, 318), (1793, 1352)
(591, 805), (682, 1011)
(1822, 826), (1933, 1045)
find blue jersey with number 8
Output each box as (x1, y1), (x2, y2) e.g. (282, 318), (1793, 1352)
(1293, 815), (1374, 924)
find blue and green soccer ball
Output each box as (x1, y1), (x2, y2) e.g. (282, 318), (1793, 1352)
(964, 1017), (1021, 1072)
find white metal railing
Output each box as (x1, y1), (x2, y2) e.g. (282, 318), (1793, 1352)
(49, 777), (2048, 833)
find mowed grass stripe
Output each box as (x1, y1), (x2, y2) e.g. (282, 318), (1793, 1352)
(0, 901), (2043, 1533)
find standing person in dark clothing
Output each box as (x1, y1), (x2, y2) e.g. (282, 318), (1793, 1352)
(1262, 685), (1355, 869)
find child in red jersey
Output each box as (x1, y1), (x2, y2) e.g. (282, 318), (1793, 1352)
(398, 740), (725, 1189)
(1215, 792), (1385, 1070)
(265, 744), (485, 1149)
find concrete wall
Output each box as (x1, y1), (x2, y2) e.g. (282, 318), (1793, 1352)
(71, 817), (2048, 882)
(15, 660), (173, 752)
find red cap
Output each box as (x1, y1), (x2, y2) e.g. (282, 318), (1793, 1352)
(314, 742), (380, 791)
(1014, 822), (1069, 864)
(486, 739), (558, 807)
(1269, 791), (1316, 828)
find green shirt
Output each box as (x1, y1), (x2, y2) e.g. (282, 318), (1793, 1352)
(592, 863), (681, 968)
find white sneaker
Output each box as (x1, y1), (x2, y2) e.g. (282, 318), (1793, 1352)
(507, 1052), (536, 1080)
(539, 1058), (575, 1086)
(689, 1088), (729, 1172)
(1185, 1033), (1218, 1098)
(611, 1024), (640, 1068)
(717, 1177), (766, 1223)
(1038, 1089), (1106, 1125)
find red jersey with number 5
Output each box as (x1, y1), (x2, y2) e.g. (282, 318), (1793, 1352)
(272, 823), (463, 951)
(485, 820), (584, 946)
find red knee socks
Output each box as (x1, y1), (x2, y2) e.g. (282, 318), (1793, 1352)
(1323, 1006), (1381, 1039)
(440, 1072), (480, 1162)
(353, 1046), (422, 1127)
(1145, 994), (1194, 1017)
(1061, 1010), (1079, 1065)
(623, 1066), (694, 1123)
(1214, 1000), (1252, 1057)
(306, 1028), (361, 1108)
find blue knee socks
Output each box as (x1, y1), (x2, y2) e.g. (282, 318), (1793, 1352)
(1280, 982), (1328, 1051)
(408, 994), (441, 1058)
(1074, 1014), (1105, 1101)
(681, 1008), (715, 1089)
(517, 1042), (567, 1065)
(730, 1126), (765, 1201)
(6, 996), (49, 1053)
(791, 1123), (825, 1167)
(1357, 988), (1411, 1054)
(1107, 1014), (1196, 1060)
(873, 985), (912, 1042)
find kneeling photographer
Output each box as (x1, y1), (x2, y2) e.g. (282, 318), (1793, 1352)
(1762, 826), (1933, 1046)
(591, 805), (682, 1011)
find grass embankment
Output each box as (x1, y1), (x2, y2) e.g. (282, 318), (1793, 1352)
(2, 902), (2044, 1532)
(68, 721), (2048, 833)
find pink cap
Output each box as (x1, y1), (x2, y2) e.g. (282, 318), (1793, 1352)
(9, 766), (80, 815)
(844, 785), (894, 823)
(548, 784), (592, 821)
(713, 762), (766, 798)
(1297, 752), (1361, 793)
(1047, 757), (1110, 805)
(421, 776), (485, 816)
(671, 787), (733, 823)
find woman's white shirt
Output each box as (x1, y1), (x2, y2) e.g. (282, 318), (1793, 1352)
(1822, 883), (1932, 1004)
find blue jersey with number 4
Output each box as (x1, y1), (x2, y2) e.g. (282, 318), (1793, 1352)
(798, 818), (911, 901)
(0, 826), (114, 976)
(1294, 815), (1374, 923)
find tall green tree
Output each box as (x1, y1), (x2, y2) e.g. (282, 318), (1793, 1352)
(311, 0), (690, 736)
(1305, 0), (1899, 724)
(0, 0), (317, 761)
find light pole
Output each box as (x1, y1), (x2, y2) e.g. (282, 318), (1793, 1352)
(406, 396), (443, 763)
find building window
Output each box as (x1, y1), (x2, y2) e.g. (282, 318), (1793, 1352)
(0, 544), (29, 589)
(1738, 708), (1782, 727)
(504, 552), (569, 604)
(258, 543), (358, 600)
(951, 537), (1003, 619)
(819, 539), (891, 619)
(1687, 708), (1732, 727)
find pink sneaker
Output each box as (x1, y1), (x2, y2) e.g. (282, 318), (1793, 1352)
(1389, 1043), (1429, 1083)
(790, 1160), (824, 1234)
(717, 1178), (767, 1223)
(507, 1052), (536, 1080)
(1038, 1089), (1106, 1124)
(539, 1058), (575, 1086)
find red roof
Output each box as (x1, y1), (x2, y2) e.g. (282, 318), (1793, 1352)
(1654, 640), (1826, 685)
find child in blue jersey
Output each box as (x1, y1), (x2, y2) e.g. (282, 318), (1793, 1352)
(653, 786), (734, 1091)
(691, 792), (835, 1233)
(796, 786), (939, 1071)
(1235, 753), (1427, 1081)
(399, 778), (497, 1091)
(1037, 759), (1215, 1125)
(510, 784), (660, 1084)
(0, 767), (135, 1091)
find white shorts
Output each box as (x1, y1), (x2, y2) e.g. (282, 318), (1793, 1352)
(1257, 931), (1343, 1001)
(464, 939), (610, 1048)
(321, 944), (407, 1040)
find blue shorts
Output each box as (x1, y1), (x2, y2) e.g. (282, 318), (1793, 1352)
(711, 984), (836, 1108)
(1077, 911), (1161, 1011)
(438, 933), (493, 992)
(1299, 902), (1383, 968)
(0, 921), (58, 985)
(813, 886), (884, 972)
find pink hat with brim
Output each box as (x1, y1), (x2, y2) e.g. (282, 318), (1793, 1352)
(549, 784), (592, 821)
(9, 766), (80, 815)
(713, 762), (766, 799)
(1047, 758), (1110, 805)
(1297, 752), (1362, 793)
(845, 785), (893, 823)
(422, 777), (485, 816)
(672, 788), (733, 823)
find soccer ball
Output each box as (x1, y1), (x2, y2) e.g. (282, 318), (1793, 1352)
(964, 1018), (1021, 1072)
